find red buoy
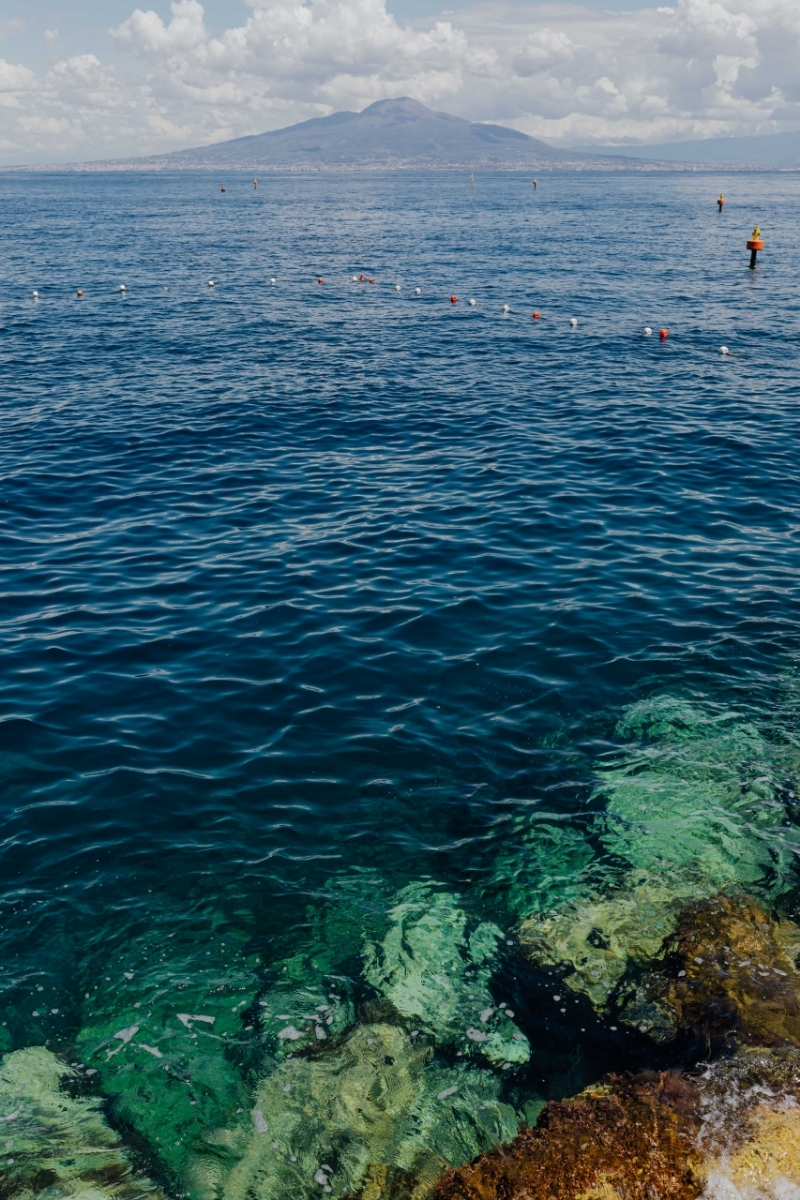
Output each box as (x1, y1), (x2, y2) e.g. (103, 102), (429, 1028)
(659, 328), (668, 341)
(369, 278), (375, 284)
(317, 277), (324, 284)
(747, 225), (764, 269)
(76, 289), (83, 298)
(450, 295), (458, 304)
(532, 311), (540, 320)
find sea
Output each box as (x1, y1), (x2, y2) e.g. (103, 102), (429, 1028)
(1, 168), (799, 1196)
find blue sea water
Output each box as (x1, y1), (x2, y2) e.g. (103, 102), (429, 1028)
(1, 168), (800, 1169)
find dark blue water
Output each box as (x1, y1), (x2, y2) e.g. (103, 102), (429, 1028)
(1, 169), (800, 1123)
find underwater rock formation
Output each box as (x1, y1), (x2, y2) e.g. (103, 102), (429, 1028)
(620, 893), (800, 1046)
(0, 1045), (166, 1200)
(222, 1019), (520, 1200)
(435, 1049), (800, 1200)
(75, 923), (261, 1199)
(363, 883), (530, 1067)
(516, 697), (800, 1008)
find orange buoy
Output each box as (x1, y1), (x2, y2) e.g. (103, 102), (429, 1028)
(747, 225), (764, 269)
(76, 289), (83, 298)
(450, 295), (458, 304)
(317, 277), (324, 284)
(532, 311), (540, 320)
(369, 278), (375, 284)
(717, 193), (725, 211)
(253, 179), (258, 188)
(359, 274), (365, 281)
(220, 186), (226, 192)
(533, 180), (537, 189)
(659, 328), (668, 341)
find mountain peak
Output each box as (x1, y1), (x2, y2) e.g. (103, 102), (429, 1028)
(162, 96), (584, 169)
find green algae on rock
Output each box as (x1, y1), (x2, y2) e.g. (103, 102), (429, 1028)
(517, 697), (800, 1008)
(363, 883), (530, 1066)
(0, 1045), (165, 1200)
(223, 1020), (520, 1200)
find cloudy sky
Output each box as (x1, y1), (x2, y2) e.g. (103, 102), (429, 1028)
(0, 0), (798, 163)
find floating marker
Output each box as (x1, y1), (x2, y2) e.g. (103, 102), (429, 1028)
(469, 299), (476, 307)
(359, 274), (365, 282)
(720, 346), (730, 355)
(659, 328), (668, 341)
(747, 225), (764, 269)
(644, 326), (652, 336)
(208, 280), (214, 288)
(502, 304), (510, 313)
(352, 276), (359, 282)
(717, 193), (725, 211)
(253, 179), (258, 188)
(450, 295), (458, 304)
(32, 290), (39, 299)
(395, 284), (401, 292)
(76, 290), (83, 298)
(270, 278), (276, 285)
(532, 311), (540, 319)
(119, 285), (126, 293)
(220, 186), (226, 193)
(369, 278), (375, 284)
(414, 288), (421, 295)
(570, 317), (578, 327)
(317, 277), (324, 285)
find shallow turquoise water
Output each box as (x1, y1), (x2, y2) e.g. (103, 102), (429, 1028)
(1, 168), (800, 1194)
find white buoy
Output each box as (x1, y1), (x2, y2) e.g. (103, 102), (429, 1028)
(208, 280), (215, 288)
(644, 326), (652, 336)
(719, 346), (730, 355)
(352, 276), (359, 282)
(502, 304), (510, 313)
(119, 284), (126, 293)
(414, 287), (421, 295)
(395, 284), (401, 292)
(270, 277), (276, 285)
(469, 299), (476, 307)
(570, 317), (578, 327)
(32, 290), (39, 299)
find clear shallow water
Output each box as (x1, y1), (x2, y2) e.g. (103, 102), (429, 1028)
(1, 169), (800, 1190)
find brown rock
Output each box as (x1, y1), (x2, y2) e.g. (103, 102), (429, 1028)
(436, 1071), (705, 1200)
(624, 894), (800, 1047)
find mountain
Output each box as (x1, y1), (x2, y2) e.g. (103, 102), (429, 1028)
(149, 97), (594, 169)
(574, 129), (800, 168)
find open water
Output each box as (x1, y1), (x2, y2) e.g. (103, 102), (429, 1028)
(1, 169), (800, 1196)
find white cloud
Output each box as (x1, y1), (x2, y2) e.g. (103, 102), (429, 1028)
(0, 0), (798, 162)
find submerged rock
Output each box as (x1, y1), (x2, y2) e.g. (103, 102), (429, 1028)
(436, 1049), (800, 1200)
(620, 893), (800, 1046)
(516, 697), (800, 1008)
(0, 1045), (166, 1200)
(363, 883), (530, 1067)
(75, 923), (260, 1199)
(222, 1020), (520, 1200)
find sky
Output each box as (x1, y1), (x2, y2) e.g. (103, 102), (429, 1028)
(0, 0), (799, 164)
